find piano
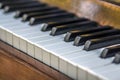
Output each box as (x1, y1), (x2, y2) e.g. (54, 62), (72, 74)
(0, 0), (120, 80)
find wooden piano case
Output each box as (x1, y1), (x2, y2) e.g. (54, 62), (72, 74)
(41, 0), (120, 29)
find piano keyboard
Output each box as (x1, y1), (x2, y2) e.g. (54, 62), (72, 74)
(0, 0), (120, 80)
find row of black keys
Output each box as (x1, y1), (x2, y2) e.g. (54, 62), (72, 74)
(102, 0), (120, 6)
(0, 0), (120, 64)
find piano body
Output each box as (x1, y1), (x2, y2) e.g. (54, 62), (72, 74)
(0, 0), (120, 80)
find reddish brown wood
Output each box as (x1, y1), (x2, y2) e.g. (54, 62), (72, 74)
(0, 49), (54, 80)
(0, 41), (72, 80)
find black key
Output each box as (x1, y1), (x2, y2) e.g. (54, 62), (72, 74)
(0, 0), (26, 1)
(0, 0), (5, 1)
(4, 2), (46, 12)
(29, 13), (75, 25)
(0, 0), (26, 2)
(84, 35), (120, 51)
(50, 21), (98, 36)
(74, 29), (120, 46)
(100, 44), (120, 58)
(0, 0), (6, 2)
(113, 52), (120, 64)
(0, 0), (31, 2)
(103, 0), (120, 6)
(0, 0), (37, 8)
(15, 6), (58, 18)
(22, 9), (66, 21)
(41, 18), (89, 31)
(64, 26), (112, 42)
(0, 0), (21, 5)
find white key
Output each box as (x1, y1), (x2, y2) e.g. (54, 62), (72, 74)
(0, 10), (118, 80)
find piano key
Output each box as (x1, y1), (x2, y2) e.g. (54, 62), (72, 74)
(64, 26), (112, 42)
(100, 44), (120, 58)
(4, 2), (46, 12)
(29, 13), (75, 25)
(84, 35), (120, 51)
(0, 15), (85, 57)
(76, 57), (109, 72)
(0, 0), (7, 1)
(0, 18), (115, 80)
(0, 0), (25, 3)
(41, 18), (89, 31)
(23, 36), (77, 53)
(58, 48), (111, 79)
(0, 0), (38, 8)
(0, 14), (20, 24)
(2, 7), (76, 80)
(92, 64), (120, 80)
(0, 5), (119, 80)
(12, 27), (110, 79)
(22, 9), (66, 21)
(0, 23), (45, 51)
(0, 11), (95, 51)
(0, 20), (51, 39)
(36, 42), (83, 70)
(64, 45), (119, 80)
(28, 34), (63, 44)
(4, 27), (74, 56)
(50, 21), (98, 36)
(45, 45), (79, 62)
(6, 0), (32, 1)
(64, 49), (105, 66)
(15, 6), (58, 18)
(74, 29), (120, 46)
(113, 52), (120, 64)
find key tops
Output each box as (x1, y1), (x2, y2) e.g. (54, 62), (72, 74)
(41, 18), (88, 31)
(15, 6), (58, 18)
(113, 52), (120, 64)
(22, 9), (66, 21)
(64, 26), (112, 42)
(29, 12), (75, 25)
(84, 35), (120, 51)
(74, 29), (120, 46)
(4, 2), (46, 12)
(100, 44), (120, 58)
(0, 0), (38, 8)
(50, 21), (98, 36)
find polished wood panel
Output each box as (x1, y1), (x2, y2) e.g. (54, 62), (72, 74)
(76, 0), (120, 29)
(0, 50), (54, 80)
(0, 41), (72, 80)
(40, 0), (120, 29)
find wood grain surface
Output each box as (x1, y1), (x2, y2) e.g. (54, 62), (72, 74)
(0, 48), (54, 80)
(40, 0), (120, 29)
